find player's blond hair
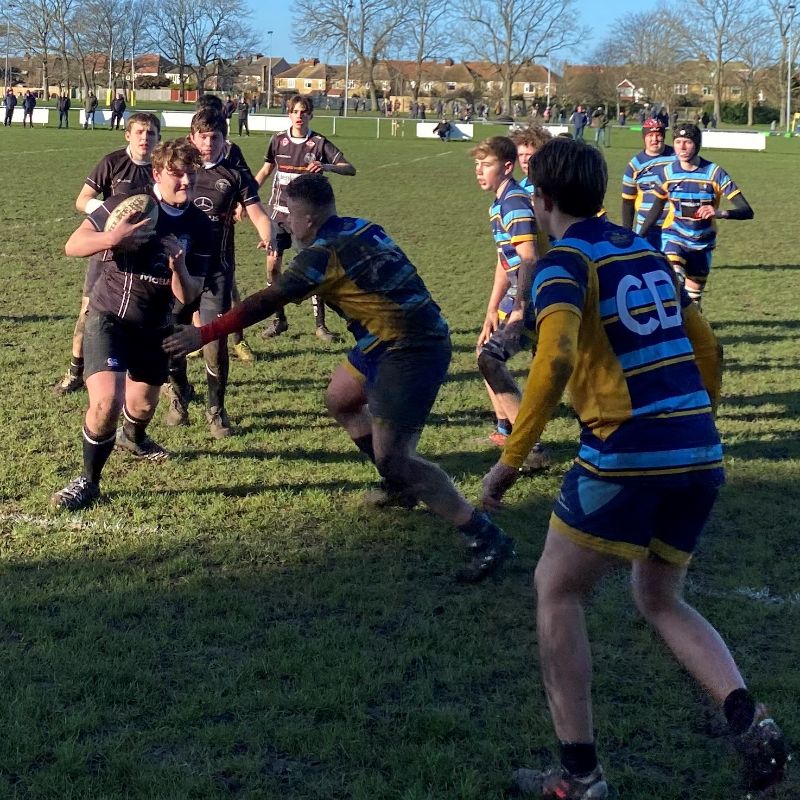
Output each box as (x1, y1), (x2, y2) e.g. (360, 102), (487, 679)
(469, 136), (517, 164)
(151, 139), (202, 173)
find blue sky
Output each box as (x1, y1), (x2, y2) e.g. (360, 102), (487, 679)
(248, 0), (647, 64)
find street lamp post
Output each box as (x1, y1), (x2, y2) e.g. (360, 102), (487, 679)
(788, 3), (796, 134)
(343, 0), (353, 118)
(267, 29), (273, 110)
(2, 10), (10, 90)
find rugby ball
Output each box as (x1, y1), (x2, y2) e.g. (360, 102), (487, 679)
(103, 193), (159, 231)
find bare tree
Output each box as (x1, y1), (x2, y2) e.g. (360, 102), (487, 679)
(685, 0), (759, 119)
(185, 0), (257, 94)
(403, 0), (451, 101)
(595, 9), (690, 111)
(735, 11), (774, 124)
(458, 0), (585, 114)
(13, 0), (58, 97)
(147, 0), (192, 101)
(766, 0), (799, 127)
(293, 0), (408, 111)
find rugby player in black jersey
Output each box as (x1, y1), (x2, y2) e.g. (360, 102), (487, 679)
(161, 109), (271, 438)
(54, 112), (162, 396)
(254, 94), (356, 343)
(51, 139), (213, 512)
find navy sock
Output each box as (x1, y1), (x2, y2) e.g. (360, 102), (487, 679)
(724, 688), (756, 735)
(353, 434), (375, 463)
(559, 740), (598, 777)
(69, 357), (84, 378)
(122, 406), (151, 445)
(82, 426), (116, 484)
(496, 418), (511, 435)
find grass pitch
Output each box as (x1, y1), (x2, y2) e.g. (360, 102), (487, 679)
(0, 120), (798, 799)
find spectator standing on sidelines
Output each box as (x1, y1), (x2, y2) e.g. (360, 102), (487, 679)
(254, 93), (356, 343)
(482, 137), (786, 799)
(83, 91), (98, 129)
(109, 93), (126, 130)
(570, 105), (586, 140)
(57, 93), (71, 128)
(237, 96), (250, 136)
(3, 89), (17, 126)
(22, 91), (36, 127)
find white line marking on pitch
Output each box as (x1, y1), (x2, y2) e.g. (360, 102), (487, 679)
(2, 512), (160, 536)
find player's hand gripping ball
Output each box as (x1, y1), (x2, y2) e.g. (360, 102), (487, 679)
(102, 193), (159, 232)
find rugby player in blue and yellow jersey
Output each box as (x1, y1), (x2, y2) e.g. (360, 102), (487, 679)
(473, 136), (549, 470)
(164, 173), (515, 583)
(621, 117), (675, 249)
(480, 138), (785, 799)
(511, 125), (552, 197)
(640, 123), (753, 308)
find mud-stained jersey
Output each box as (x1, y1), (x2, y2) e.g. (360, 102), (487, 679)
(264, 129), (347, 221)
(278, 216), (449, 354)
(490, 177), (537, 288)
(532, 216), (723, 484)
(87, 195), (213, 327)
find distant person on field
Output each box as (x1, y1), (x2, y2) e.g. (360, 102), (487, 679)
(51, 139), (212, 512)
(3, 88), (17, 125)
(22, 91), (36, 127)
(591, 106), (608, 147)
(110, 92), (126, 130)
(164, 172), (516, 584)
(570, 105), (585, 140)
(482, 136), (787, 800)
(432, 117), (452, 141)
(57, 93), (71, 128)
(237, 96), (250, 136)
(640, 123), (754, 309)
(621, 117), (675, 250)
(53, 113), (162, 396)
(84, 91), (98, 129)
(254, 93), (356, 343)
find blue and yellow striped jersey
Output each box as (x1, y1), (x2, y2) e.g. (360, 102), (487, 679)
(533, 216), (723, 484)
(279, 216), (449, 354)
(653, 157), (741, 251)
(518, 175), (534, 197)
(490, 178), (537, 287)
(621, 146), (675, 231)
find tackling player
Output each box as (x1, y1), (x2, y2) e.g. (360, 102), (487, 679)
(639, 123), (754, 308)
(51, 140), (213, 512)
(164, 174), (515, 584)
(53, 113), (161, 396)
(254, 94), (356, 343)
(161, 109), (271, 438)
(473, 136), (549, 471)
(621, 117), (675, 249)
(481, 138), (785, 798)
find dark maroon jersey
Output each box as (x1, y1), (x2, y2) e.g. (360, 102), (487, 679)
(192, 153), (261, 272)
(264, 129), (347, 221)
(87, 195), (213, 327)
(84, 147), (154, 199)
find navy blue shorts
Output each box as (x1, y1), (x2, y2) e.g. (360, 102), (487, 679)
(550, 465), (719, 565)
(346, 339), (451, 433)
(663, 241), (713, 280)
(83, 310), (170, 386)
